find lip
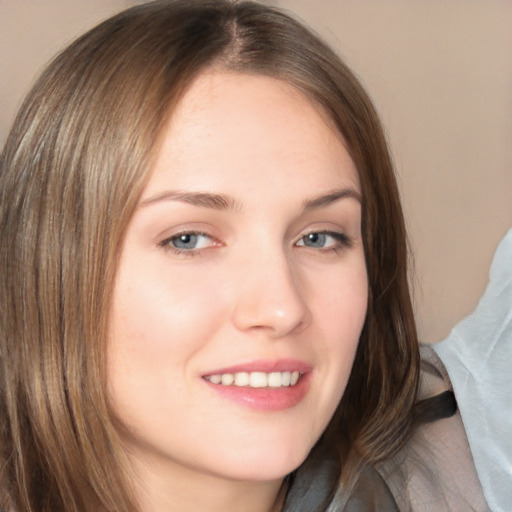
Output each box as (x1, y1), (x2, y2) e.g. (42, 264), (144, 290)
(203, 359), (313, 376)
(201, 359), (313, 412)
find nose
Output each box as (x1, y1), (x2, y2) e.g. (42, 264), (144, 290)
(231, 251), (310, 338)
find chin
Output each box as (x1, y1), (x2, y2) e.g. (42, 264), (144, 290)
(213, 440), (313, 483)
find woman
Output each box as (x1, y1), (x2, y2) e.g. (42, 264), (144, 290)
(0, 1), (487, 511)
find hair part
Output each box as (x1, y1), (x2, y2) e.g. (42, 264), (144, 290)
(0, 1), (419, 510)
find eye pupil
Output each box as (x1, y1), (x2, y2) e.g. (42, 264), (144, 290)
(304, 233), (326, 247)
(173, 234), (198, 249)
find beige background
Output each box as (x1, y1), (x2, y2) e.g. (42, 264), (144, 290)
(1, 0), (511, 343)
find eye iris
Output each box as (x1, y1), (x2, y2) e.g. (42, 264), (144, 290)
(305, 233), (326, 247)
(173, 234), (198, 249)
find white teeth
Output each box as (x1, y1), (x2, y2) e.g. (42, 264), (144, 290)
(281, 371), (291, 386)
(221, 374), (234, 386)
(234, 372), (249, 386)
(209, 374), (222, 385)
(268, 372), (282, 388)
(250, 372), (267, 388)
(205, 370), (302, 388)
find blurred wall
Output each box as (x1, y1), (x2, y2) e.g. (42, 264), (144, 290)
(277, 0), (512, 342)
(0, 1), (137, 140)
(1, 0), (511, 342)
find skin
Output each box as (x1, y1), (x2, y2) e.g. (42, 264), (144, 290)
(107, 71), (368, 512)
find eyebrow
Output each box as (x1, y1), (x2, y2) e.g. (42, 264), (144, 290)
(140, 190), (241, 211)
(139, 187), (361, 211)
(302, 188), (362, 210)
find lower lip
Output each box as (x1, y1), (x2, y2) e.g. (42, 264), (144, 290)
(203, 373), (311, 411)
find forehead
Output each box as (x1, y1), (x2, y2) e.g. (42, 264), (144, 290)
(145, 71), (360, 199)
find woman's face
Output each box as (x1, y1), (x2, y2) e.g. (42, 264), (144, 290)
(107, 72), (367, 488)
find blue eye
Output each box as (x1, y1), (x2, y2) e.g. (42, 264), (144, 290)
(161, 232), (214, 252)
(301, 233), (328, 248)
(172, 233), (199, 249)
(296, 231), (351, 250)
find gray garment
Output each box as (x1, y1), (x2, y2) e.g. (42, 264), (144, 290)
(284, 346), (489, 511)
(377, 346), (490, 512)
(434, 228), (512, 512)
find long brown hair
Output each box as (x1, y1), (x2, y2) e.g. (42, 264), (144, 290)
(0, 1), (419, 510)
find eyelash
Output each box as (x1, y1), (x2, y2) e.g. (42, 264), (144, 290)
(158, 229), (353, 257)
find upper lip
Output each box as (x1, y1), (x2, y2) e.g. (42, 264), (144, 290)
(202, 359), (313, 376)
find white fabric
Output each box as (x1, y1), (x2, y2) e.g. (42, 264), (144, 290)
(434, 228), (512, 512)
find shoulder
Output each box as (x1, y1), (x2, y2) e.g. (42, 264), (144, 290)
(376, 345), (490, 512)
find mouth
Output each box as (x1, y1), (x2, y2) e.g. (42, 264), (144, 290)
(203, 370), (301, 388)
(201, 360), (312, 411)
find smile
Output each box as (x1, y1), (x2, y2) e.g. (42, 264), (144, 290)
(204, 371), (301, 388)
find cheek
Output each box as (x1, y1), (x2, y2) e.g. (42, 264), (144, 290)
(309, 261), (368, 417)
(109, 258), (227, 353)
(105, 258), (231, 415)
(309, 254), (368, 341)
(105, 259), (230, 439)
